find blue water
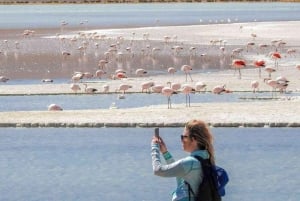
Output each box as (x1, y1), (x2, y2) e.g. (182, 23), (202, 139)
(0, 127), (299, 201)
(0, 3), (300, 29)
(1, 91), (298, 112)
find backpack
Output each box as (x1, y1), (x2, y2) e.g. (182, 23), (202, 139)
(185, 156), (229, 201)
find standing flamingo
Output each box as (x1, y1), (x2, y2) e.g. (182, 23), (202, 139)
(253, 60), (265, 78)
(270, 52), (281, 69)
(161, 87), (175, 109)
(181, 65), (193, 82)
(264, 66), (276, 78)
(70, 83), (81, 94)
(232, 59), (246, 79)
(264, 79), (278, 98)
(181, 84), (195, 107)
(250, 80), (259, 95)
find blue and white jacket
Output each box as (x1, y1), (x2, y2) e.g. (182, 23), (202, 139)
(152, 142), (210, 201)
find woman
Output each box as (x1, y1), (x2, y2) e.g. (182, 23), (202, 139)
(151, 119), (216, 201)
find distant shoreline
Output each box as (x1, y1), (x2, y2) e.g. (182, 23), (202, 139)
(0, 1), (299, 5)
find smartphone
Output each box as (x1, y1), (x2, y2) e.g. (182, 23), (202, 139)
(154, 127), (159, 138)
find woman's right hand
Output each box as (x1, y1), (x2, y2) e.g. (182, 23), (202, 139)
(156, 136), (167, 154)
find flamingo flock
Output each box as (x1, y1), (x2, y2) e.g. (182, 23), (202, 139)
(1, 20), (299, 111)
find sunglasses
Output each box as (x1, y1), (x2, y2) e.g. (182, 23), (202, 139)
(180, 135), (190, 140)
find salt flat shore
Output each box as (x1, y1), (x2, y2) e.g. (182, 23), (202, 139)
(0, 21), (300, 127)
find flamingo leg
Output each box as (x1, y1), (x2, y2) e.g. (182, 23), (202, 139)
(188, 72), (193, 82)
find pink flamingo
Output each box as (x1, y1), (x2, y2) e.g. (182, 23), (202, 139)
(195, 81), (207, 93)
(135, 68), (147, 77)
(151, 84), (164, 93)
(141, 81), (155, 93)
(264, 79), (278, 98)
(270, 52), (281, 69)
(250, 80), (259, 95)
(212, 85), (231, 94)
(117, 84), (132, 94)
(167, 67), (176, 75)
(264, 66), (276, 78)
(232, 59), (246, 79)
(95, 70), (106, 79)
(70, 83), (81, 94)
(167, 81), (181, 92)
(253, 60), (265, 78)
(48, 104), (63, 111)
(98, 59), (108, 70)
(181, 84), (195, 107)
(161, 87), (175, 109)
(181, 65), (193, 82)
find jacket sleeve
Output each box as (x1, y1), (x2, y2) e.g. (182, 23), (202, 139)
(151, 142), (188, 179)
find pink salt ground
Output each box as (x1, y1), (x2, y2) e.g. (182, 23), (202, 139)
(0, 21), (299, 127)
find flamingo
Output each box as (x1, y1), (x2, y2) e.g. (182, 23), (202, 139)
(181, 65), (193, 82)
(72, 72), (83, 83)
(276, 76), (289, 93)
(232, 59), (246, 79)
(70, 83), (81, 94)
(167, 81), (181, 92)
(161, 87), (175, 109)
(0, 76), (9, 83)
(95, 70), (106, 79)
(103, 84), (109, 93)
(118, 84), (132, 94)
(61, 51), (71, 59)
(265, 66), (276, 78)
(195, 81), (207, 93)
(136, 68), (147, 77)
(48, 104), (63, 111)
(98, 59), (108, 69)
(270, 52), (281, 69)
(264, 79), (279, 98)
(112, 72), (127, 79)
(167, 67), (176, 75)
(253, 60), (265, 78)
(251, 80), (259, 95)
(41, 79), (53, 83)
(181, 84), (195, 107)
(84, 84), (97, 94)
(151, 84), (164, 93)
(212, 85), (230, 94)
(296, 64), (300, 71)
(141, 81), (155, 93)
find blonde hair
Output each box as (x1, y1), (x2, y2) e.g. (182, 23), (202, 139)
(185, 119), (215, 165)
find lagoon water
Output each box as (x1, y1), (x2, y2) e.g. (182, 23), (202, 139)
(1, 3), (300, 29)
(0, 127), (299, 201)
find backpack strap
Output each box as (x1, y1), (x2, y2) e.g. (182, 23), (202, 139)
(184, 155), (205, 201)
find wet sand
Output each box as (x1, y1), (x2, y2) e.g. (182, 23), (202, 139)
(0, 21), (299, 127)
